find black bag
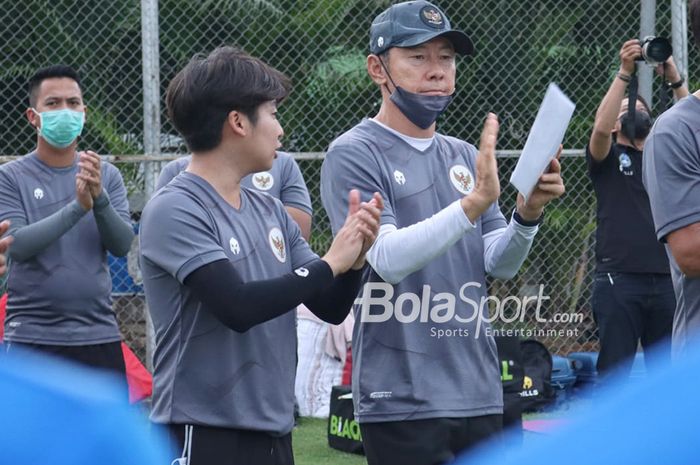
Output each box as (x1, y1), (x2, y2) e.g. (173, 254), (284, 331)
(494, 336), (524, 433)
(519, 339), (555, 412)
(327, 385), (364, 455)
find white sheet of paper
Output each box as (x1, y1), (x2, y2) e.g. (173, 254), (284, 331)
(509, 83), (576, 201)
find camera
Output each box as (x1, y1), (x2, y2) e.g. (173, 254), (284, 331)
(640, 36), (672, 66)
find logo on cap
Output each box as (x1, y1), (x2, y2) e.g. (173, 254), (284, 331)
(420, 6), (444, 29)
(377, 36), (384, 48)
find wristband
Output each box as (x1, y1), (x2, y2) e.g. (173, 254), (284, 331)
(667, 77), (685, 89)
(616, 72), (631, 83)
(513, 209), (544, 227)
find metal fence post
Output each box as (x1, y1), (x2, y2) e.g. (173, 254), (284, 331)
(141, 0), (161, 370)
(672, 0), (689, 82)
(639, 0), (657, 108)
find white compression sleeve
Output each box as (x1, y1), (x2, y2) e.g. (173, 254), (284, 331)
(365, 200), (476, 284)
(482, 213), (539, 279)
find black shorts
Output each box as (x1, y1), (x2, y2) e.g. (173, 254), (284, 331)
(5, 340), (127, 392)
(166, 423), (294, 465)
(360, 415), (503, 465)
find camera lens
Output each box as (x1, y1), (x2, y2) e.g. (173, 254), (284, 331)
(641, 36), (672, 65)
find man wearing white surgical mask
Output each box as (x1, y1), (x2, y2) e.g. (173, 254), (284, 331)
(0, 65), (134, 390)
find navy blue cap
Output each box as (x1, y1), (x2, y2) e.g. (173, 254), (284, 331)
(369, 1), (473, 56)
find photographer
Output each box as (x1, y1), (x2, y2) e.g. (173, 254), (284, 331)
(587, 39), (687, 378)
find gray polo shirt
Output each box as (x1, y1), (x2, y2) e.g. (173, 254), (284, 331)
(156, 152), (312, 214)
(0, 152), (129, 345)
(321, 119), (507, 423)
(643, 95), (700, 357)
(140, 172), (317, 434)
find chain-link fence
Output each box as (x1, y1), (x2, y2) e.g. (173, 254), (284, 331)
(0, 0), (695, 363)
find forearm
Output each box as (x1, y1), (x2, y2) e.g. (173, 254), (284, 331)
(484, 214), (539, 279)
(366, 200), (475, 284)
(305, 267), (363, 324)
(593, 74), (628, 135)
(7, 202), (87, 261)
(93, 191), (135, 257)
(184, 258), (335, 332)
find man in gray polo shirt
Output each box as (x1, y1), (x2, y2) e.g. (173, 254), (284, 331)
(321, 2), (565, 463)
(643, 0), (700, 359)
(0, 65), (134, 382)
(140, 46), (381, 465)
(157, 151), (312, 238)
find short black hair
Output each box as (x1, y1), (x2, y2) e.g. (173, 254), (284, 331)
(166, 46), (291, 152)
(692, 0), (700, 48)
(28, 65), (82, 108)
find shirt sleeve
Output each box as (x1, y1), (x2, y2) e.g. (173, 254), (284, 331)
(139, 191), (228, 283)
(281, 202), (318, 269)
(0, 167), (25, 225)
(585, 143), (614, 175)
(321, 142), (395, 235)
(155, 158), (188, 191)
(642, 115), (700, 241)
(279, 155), (312, 215)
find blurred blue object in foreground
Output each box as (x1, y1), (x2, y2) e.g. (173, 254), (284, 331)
(456, 341), (700, 465)
(0, 348), (172, 464)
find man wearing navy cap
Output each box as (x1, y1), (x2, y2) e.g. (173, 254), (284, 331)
(321, 2), (565, 463)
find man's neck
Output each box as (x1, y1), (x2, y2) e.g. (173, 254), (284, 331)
(616, 135), (645, 152)
(187, 147), (246, 209)
(374, 100), (435, 139)
(35, 138), (77, 167)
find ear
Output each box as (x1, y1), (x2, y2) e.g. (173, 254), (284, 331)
(227, 110), (248, 137)
(26, 108), (39, 129)
(367, 54), (388, 86)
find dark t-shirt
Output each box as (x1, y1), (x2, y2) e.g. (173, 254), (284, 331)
(586, 143), (669, 274)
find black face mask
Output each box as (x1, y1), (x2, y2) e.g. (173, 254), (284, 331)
(379, 58), (454, 130)
(620, 111), (653, 141)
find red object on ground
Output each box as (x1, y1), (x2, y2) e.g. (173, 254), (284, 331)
(341, 346), (353, 385)
(0, 293), (6, 340)
(122, 342), (152, 403)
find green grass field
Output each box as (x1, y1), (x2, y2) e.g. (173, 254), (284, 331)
(292, 403), (579, 465)
(293, 417), (367, 465)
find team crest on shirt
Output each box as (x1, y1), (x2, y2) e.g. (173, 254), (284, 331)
(229, 237), (240, 255)
(393, 170), (406, 185)
(252, 172), (274, 191)
(268, 227), (286, 263)
(618, 153), (633, 176)
(449, 165), (474, 194)
(33, 188), (44, 200)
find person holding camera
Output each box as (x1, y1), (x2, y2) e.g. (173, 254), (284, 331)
(643, 0), (700, 359)
(587, 39), (687, 378)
